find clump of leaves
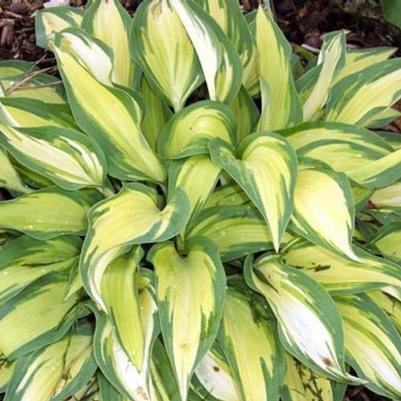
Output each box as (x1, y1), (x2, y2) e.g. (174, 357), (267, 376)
(1, 1), (401, 400)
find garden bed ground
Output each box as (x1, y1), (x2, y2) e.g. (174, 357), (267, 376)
(0, 0), (400, 400)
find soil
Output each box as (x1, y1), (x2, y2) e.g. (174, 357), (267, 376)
(0, 1), (400, 400)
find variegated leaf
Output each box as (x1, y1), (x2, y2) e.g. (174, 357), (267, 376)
(82, 0), (135, 86)
(217, 279), (285, 401)
(346, 147), (401, 188)
(0, 60), (65, 103)
(366, 107), (401, 128)
(203, 185), (250, 209)
(158, 100), (236, 159)
(198, 0), (254, 93)
(282, 354), (346, 401)
(371, 223), (401, 262)
(370, 291), (401, 333)
(282, 122), (392, 174)
(256, 6), (302, 130)
(0, 149), (30, 194)
(131, 0), (203, 112)
(291, 164), (358, 261)
(149, 339), (181, 401)
(282, 121), (401, 188)
(336, 294), (401, 398)
(35, 6), (84, 49)
(0, 97), (75, 128)
(209, 133), (298, 251)
(229, 87), (259, 143)
(55, 28), (114, 85)
(299, 31), (346, 121)
(0, 235), (81, 305)
(242, 44), (259, 97)
(92, 269), (159, 401)
(186, 205), (291, 261)
(101, 247), (144, 371)
(80, 183), (190, 309)
(0, 356), (14, 392)
(192, 343), (239, 401)
(5, 324), (96, 401)
(0, 271), (83, 358)
(0, 123), (106, 190)
(12, 160), (53, 190)
(283, 239), (401, 296)
(325, 59), (401, 126)
(371, 182), (401, 208)
(140, 77), (172, 151)
(244, 254), (357, 382)
(171, 0), (242, 103)
(148, 238), (226, 401)
(53, 40), (165, 182)
(334, 47), (396, 84)
(0, 187), (101, 240)
(168, 155), (220, 216)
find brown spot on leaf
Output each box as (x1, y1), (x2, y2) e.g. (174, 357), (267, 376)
(322, 357), (333, 367)
(213, 366), (220, 372)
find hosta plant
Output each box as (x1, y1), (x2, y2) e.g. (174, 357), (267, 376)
(2, 1), (401, 400)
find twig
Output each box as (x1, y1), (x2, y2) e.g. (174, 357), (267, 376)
(301, 43), (320, 54)
(3, 10), (23, 19)
(12, 80), (62, 91)
(5, 65), (58, 95)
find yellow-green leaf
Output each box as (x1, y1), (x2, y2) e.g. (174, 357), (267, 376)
(171, 0), (242, 103)
(35, 6), (84, 49)
(0, 187), (100, 240)
(283, 239), (401, 296)
(53, 42), (165, 182)
(336, 294), (401, 399)
(140, 77), (172, 151)
(0, 60), (65, 103)
(333, 47), (396, 84)
(245, 254), (358, 382)
(55, 27), (114, 86)
(217, 280), (285, 401)
(371, 223), (401, 262)
(187, 205), (290, 261)
(0, 271), (82, 358)
(148, 238), (226, 401)
(131, 0), (203, 111)
(283, 122), (392, 175)
(0, 148), (30, 194)
(371, 182), (401, 208)
(282, 354), (346, 401)
(82, 0), (135, 86)
(326, 59), (401, 126)
(5, 324), (96, 401)
(193, 343), (239, 401)
(256, 6), (302, 130)
(101, 247), (144, 370)
(158, 100), (236, 159)
(0, 123), (106, 190)
(0, 97), (75, 128)
(209, 132), (298, 251)
(300, 31), (346, 121)
(229, 87), (259, 143)
(92, 269), (159, 401)
(80, 183), (190, 309)
(168, 155), (220, 216)
(291, 165), (358, 260)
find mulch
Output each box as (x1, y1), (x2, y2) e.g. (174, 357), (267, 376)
(0, 1), (400, 400)
(1, 0), (401, 63)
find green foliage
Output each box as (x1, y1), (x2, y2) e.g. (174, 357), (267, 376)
(1, 1), (401, 400)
